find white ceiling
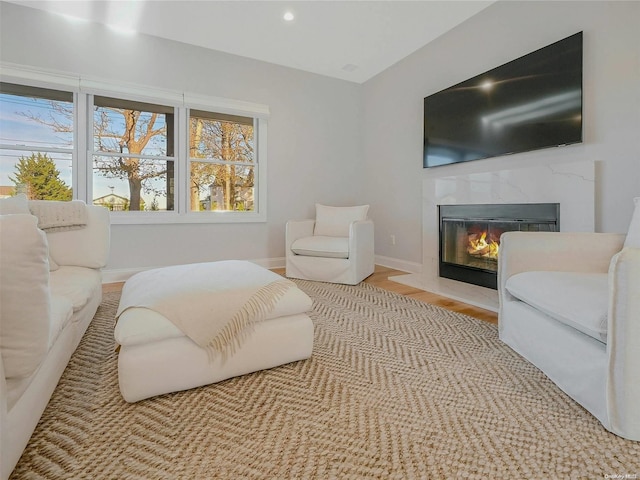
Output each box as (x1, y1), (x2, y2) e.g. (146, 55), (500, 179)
(8, 0), (495, 83)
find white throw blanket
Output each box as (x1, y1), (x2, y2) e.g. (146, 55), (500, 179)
(116, 261), (297, 358)
(28, 199), (88, 232)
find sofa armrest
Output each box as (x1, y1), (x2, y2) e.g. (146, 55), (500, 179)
(285, 220), (315, 253)
(47, 205), (110, 269)
(498, 232), (625, 302)
(607, 246), (640, 440)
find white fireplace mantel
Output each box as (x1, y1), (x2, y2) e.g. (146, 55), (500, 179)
(391, 160), (595, 312)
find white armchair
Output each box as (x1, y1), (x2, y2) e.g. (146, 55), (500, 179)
(498, 198), (640, 441)
(286, 204), (374, 285)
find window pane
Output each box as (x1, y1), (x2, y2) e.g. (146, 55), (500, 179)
(93, 97), (174, 157)
(93, 156), (174, 211)
(190, 162), (254, 212)
(0, 149), (72, 200)
(189, 114), (254, 163)
(0, 84), (74, 149)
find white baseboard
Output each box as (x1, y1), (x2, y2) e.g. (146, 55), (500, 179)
(102, 255), (417, 284)
(102, 267), (145, 284)
(251, 257), (286, 270)
(102, 257), (287, 284)
(374, 255), (422, 274)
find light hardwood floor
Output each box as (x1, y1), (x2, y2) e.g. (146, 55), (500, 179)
(103, 265), (498, 324)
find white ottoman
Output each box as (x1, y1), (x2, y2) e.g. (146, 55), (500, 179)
(114, 261), (314, 403)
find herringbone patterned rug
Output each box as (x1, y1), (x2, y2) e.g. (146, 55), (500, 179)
(11, 280), (640, 479)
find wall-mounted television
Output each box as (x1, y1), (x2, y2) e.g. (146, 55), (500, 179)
(423, 32), (583, 168)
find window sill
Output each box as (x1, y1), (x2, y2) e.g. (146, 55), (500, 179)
(108, 211), (266, 225)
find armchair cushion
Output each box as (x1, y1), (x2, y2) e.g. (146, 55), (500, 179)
(506, 271), (608, 342)
(624, 197), (640, 248)
(291, 235), (349, 259)
(314, 204), (369, 237)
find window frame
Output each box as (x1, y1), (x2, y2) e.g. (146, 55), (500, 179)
(0, 62), (269, 224)
(187, 109), (259, 214)
(0, 82), (76, 199)
(88, 93), (179, 216)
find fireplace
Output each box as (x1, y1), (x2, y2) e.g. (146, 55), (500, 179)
(438, 203), (559, 289)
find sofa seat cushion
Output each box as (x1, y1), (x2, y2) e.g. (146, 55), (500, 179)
(49, 295), (74, 348)
(506, 271), (609, 343)
(50, 266), (102, 313)
(291, 235), (349, 259)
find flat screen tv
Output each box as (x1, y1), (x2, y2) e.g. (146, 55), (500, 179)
(423, 32), (583, 168)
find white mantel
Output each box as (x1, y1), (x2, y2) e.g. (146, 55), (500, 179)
(391, 160), (595, 311)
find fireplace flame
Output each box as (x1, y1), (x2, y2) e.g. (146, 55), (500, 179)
(468, 231), (499, 259)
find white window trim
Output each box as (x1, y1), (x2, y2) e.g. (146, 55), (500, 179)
(1, 62), (269, 224)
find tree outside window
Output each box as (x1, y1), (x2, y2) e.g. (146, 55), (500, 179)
(189, 110), (255, 212)
(91, 96), (175, 211)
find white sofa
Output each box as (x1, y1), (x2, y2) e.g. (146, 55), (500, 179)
(286, 204), (375, 285)
(498, 198), (640, 441)
(0, 197), (110, 480)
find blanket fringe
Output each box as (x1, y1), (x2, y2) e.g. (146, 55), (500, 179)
(205, 280), (295, 362)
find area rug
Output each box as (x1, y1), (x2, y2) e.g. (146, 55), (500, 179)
(11, 280), (640, 479)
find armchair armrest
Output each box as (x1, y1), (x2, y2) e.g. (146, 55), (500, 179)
(349, 219), (375, 274)
(349, 219), (374, 251)
(607, 246), (640, 440)
(498, 232), (625, 301)
(285, 219), (315, 253)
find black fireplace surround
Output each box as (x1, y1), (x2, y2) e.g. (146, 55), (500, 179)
(439, 203), (559, 289)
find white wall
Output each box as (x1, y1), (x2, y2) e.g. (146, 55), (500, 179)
(0, 2), (363, 273)
(3, 1), (639, 276)
(362, 0), (640, 268)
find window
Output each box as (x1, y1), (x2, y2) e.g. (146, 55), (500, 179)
(189, 110), (255, 212)
(0, 65), (269, 223)
(91, 96), (175, 212)
(0, 83), (74, 200)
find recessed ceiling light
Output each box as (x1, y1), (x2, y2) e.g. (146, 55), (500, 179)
(283, 11), (295, 22)
(480, 80), (493, 91)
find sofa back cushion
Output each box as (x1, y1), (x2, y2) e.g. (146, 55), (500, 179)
(46, 205), (110, 269)
(0, 193), (29, 215)
(313, 204), (369, 237)
(624, 197), (640, 248)
(0, 195), (61, 271)
(0, 214), (51, 379)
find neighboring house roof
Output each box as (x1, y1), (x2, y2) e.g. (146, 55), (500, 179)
(93, 193), (129, 204)
(0, 185), (16, 198)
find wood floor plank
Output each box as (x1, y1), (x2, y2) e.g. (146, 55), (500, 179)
(104, 264), (498, 324)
